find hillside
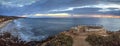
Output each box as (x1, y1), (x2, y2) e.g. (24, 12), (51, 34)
(0, 15), (20, 23)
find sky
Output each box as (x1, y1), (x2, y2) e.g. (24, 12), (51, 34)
(0, 0), (120, 18)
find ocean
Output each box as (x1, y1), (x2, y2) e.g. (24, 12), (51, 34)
(1, 18), (120, 41)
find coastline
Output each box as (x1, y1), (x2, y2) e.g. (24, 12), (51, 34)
(0, 17), (119, 46)
(0, 24), (119, 46)
(0, 20), (13, 29)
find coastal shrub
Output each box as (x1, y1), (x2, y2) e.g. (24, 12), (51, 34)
(45, 33), (73, 46)
(0, 32), (73, 46)
(85, 34), (104, 46)
(0, 32), (29, 46)
(86, 33), (120, 46)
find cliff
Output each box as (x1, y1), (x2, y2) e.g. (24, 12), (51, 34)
(0, 25), (109, 46)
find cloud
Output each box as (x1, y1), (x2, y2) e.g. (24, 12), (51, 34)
(48, 3), (120, 16)
(50, 3), (120, 12)
(98, 8), (120, 12)
(0, 0), (120, 16)
(50, 7), (120, 16)
(49, 6), (91, 12)
(0, 0), (38, 7)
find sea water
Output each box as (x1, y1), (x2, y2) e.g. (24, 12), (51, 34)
(1, 18), (120, 41)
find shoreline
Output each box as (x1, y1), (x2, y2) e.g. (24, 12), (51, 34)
(0, 25), (119, 46)
(0, 20), (13, 29)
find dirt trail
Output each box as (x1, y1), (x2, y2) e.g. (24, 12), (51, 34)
(72, 35), (90, 46)
(65, 32), (91, 46)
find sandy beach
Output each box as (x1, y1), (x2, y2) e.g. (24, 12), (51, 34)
(0, 20), (13, 28)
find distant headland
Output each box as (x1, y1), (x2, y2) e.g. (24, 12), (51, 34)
(0, 15), (25, 22)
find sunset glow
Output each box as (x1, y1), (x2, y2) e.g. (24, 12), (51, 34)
(35, 13), (70, 17)
(92, 15), (120, 18)
(19, 14), (120, 18)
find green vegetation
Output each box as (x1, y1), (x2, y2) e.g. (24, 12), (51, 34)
(0, 32), (28, 46)
(0, 32), (73, 46)
(86, 33), (120, 46)
(45, 33), (73, 46)
(0, 15), (19, 23)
